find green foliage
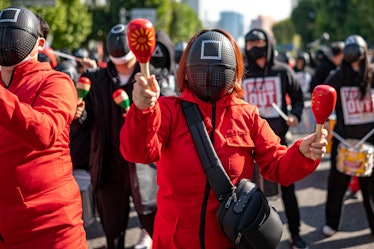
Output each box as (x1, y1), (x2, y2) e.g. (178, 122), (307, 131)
(153, 0), (173, 33)
(314, 0), (356, 41)
(0, 0), (204, 51)
(290, 0), (374, 48)
(30, 0), (92, 50)
(290, 0), (318, 46)
(273, 19), (296, 46)
(86, 6), (110, 42)
(0, 0), (9, 9)
(353, 0), (374, 44)
(93, 0), (202, 45)
(169, 2), (203, 43)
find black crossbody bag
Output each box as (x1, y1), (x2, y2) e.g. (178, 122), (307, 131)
(181, 100), (283, 249)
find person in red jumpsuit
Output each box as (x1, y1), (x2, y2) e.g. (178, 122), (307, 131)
(120, 29), (328, 249)
(0, 7), (87, 249)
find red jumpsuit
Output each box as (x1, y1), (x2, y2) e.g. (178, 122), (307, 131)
(0, 61), (87, 249)
(120, 89), (320, 249)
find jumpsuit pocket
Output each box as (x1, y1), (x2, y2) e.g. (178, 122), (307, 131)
(223, 132), (255, 177)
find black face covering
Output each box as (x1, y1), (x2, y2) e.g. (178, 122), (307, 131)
(344, 44), (363, 63)
(343, 35), (366, 63)
(0, 7), (39, 66)
(106, 24), (131, 58)
(186, 31), (236, 102)
(246, 46), (267, 60)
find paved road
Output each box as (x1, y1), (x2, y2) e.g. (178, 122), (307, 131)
(85, 137), (374, 249)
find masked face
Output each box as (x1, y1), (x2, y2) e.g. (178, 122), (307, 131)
(343, 35), (366, 64)
(0, 7), (40, 67)
(343, 44), (364, 63)
(109, 51), (135, 65)
(246, 46), (267, 60)
(244, 30), (267, 61)
(186, 31), (236, 102)
(1, 52), (38, 71)
(107, 24), (133, 64)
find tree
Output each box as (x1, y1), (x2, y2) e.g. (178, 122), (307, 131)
(287, 0), (374, 51)
(0, 0), (9, 9)
(353, 0), (374, 44)
(273, 19), (296, 46)
(290, 0), (318, 46)
(314, 0), (357, 41)
(30, 0), (92, 50)
(86, 6), (110, 43)
(92, 0), (202, 45)
(169, 1), (203, 43)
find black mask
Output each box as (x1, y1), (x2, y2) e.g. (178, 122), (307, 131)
(246, 46), (267, 60)
(0, 7), (39, 66)
(186, 31), (236, 102)
(343, 44), (363, 63)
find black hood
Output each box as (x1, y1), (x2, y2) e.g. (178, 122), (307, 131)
(244, 28), (275, 76)
(150, 31), (175, 75)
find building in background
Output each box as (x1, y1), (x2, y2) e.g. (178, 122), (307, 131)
(250, 15), (276, 40)
(217, 11), (244, 40)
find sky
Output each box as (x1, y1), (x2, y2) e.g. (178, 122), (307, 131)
(202, 0), (293, 24)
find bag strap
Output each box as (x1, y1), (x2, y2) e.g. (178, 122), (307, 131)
(180, 100), (234, 200)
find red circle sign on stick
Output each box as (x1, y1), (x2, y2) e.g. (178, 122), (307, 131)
(127, 18), (156, 78)
(311, 84), (337, 140)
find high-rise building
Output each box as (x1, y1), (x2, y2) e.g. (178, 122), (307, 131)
(217, 11), (244, 40)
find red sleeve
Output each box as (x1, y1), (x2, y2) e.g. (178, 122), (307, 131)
(250, 108), (320, 186)
(276, 140), (320, 186)
(120, 102), (162, 163)
(0, 73), (77, 151)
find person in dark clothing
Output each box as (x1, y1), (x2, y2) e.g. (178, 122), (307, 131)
(150, 31), (177, 96)
(322, 34), (374, 237)
(309, 42), (344, 93)
(242, 28), (307, 249)
(293, 51), (314, 100)
(72, 24), (155, 249)
(55, 60), (91, 171)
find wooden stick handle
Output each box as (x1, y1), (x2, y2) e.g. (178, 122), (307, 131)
(140, 62), (150, 79)
(140, 62), (152, 90)
(315, 123), (323, 141)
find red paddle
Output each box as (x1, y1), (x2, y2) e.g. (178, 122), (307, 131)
(311, 85), (337, 141)
(126, 18), (156, 79)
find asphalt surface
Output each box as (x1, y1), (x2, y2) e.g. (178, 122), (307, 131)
(84, 133), (374, 249)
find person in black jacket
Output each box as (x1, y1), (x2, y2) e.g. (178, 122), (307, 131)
(322, 34), (374, 237)
(149, 31), (177, 97)
(293, 51), (314, 100)
(242, 28), (307, 249)
(309, 42), (344, 93)
(55, 59), (91, 171)
(72, 24), (155, 249)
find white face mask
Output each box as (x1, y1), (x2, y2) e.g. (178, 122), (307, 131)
(1, 52), (38, 71)
(110, 51), (135, 65)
